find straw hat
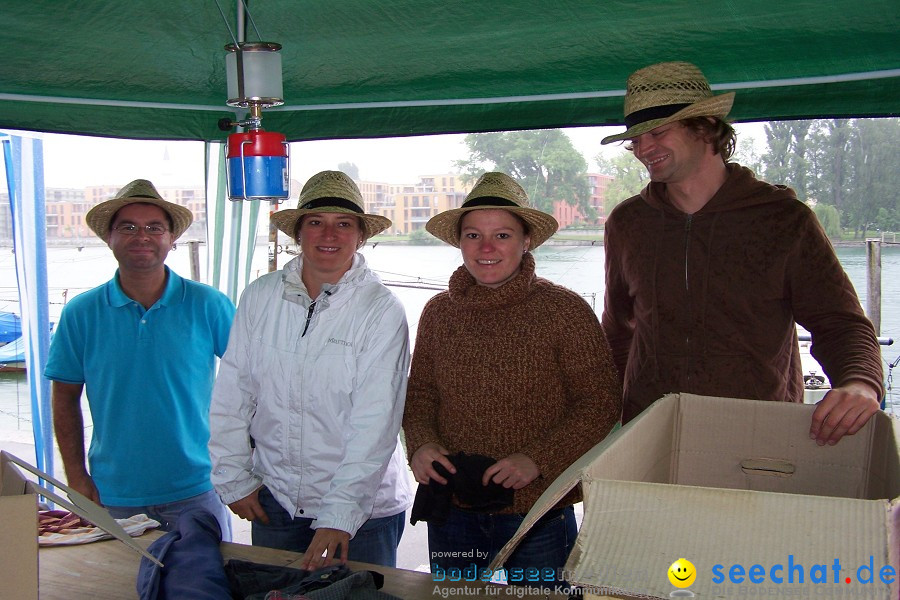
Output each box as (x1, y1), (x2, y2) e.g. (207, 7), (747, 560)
(85, 179), (193, 242)
(271, 171), (391, 240)
(601, 61), (735, 144)
(425, 172), (559, 249)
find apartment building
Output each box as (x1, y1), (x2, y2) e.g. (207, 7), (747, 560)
(359, 174), (472, 235)
(84, 185), (207, 240)
(45, 188), (92, 239)
(587, 173), (612, 224)
(0, 192), (10, 240)
(0, 184), (207, 242)
(1, 172), (611, 242)
(552, 172), (613, 229)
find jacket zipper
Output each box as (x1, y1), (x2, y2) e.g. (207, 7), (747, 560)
(301, 301), (317, 337)
(684, 215), (692, 292)
(684, 215), (693, 385)
(301, 290), (332, 337)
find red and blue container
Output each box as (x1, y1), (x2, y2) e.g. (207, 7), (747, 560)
(226, 130), (290, 200)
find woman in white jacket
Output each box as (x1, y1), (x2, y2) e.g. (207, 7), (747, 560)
(209, 171), (413, 569)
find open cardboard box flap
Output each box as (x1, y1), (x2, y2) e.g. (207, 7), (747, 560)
(0, 451), (161, 565)
(490, 393), (900, 599)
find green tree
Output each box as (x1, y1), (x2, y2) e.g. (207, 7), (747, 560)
(813, 203), (842, 239)
(337, 161), (360, 180)
(455, 130), (593, 218)
(409, 228), (441, 245)
(732, 133), (764, 176)
(844, 119), (900, 236)
(789, 121), (812, 200)
(762, 121), (794, 186)
(594, 151), (648, 215)
(875, 207), (900, 232)
(807, 120), (852, 214)
(762, 121), (815, 198)
(759, 118), (900, 238)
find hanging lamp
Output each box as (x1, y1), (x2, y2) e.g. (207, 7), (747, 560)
(219, 41), (289, 202)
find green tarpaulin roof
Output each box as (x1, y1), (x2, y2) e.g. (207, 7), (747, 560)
(2, 1), (898, 142)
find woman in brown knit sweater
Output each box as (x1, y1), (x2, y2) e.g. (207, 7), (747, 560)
(403, 172), (622, 587)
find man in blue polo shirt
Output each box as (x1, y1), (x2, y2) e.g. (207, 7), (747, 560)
(45, 179), (235, 538)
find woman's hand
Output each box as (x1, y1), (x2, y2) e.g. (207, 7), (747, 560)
(410, 442), (456, 485)
(227, 487), (270, 524)
(301, 528), (351, 570)
(483, 453), (539, 489)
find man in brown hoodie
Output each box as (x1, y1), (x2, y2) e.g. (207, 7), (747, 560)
(600, 61), (883, 445)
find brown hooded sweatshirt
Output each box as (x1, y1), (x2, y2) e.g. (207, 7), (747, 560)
(602, 163), (883, 423)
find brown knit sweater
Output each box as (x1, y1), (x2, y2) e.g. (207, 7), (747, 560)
(403, 253), (622, 514)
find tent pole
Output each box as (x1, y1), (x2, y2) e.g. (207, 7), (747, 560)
(3, 134), (53, 481)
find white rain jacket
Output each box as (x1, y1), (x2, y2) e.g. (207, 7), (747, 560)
(209, 253), (413, 537)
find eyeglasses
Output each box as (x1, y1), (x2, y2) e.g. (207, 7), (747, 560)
(112, 223), (169, 236)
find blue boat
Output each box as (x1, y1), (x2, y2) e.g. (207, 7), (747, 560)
(0, 334), (25, 371)
(0, 312), (54, 372)
(0, 311), (22, 345)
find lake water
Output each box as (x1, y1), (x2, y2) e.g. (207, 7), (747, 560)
(1, 242), (899, 434)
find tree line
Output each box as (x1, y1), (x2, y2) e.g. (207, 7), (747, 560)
(453, 119), (899, 238)
(752, 119), (900, 238)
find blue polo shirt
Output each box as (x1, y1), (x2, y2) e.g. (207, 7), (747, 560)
(45, 267), (235, 506)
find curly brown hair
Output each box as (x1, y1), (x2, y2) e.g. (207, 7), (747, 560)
(681, 117), (737, 161)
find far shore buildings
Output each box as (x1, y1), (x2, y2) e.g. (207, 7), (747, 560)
(0, 173), (612, 241)
(359, 174), (471, 235)
(361, 172), (612, 235)
(0, 185), (208, 242)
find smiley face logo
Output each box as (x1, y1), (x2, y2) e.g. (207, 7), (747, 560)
(668, 558), (696, 588)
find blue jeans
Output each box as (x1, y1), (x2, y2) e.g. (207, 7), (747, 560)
(105, 489), (232, 542)
(252, 485), (405, 567)
(428, 505), (576, 588)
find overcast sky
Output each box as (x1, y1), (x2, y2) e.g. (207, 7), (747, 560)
(2, 123), (767, 193)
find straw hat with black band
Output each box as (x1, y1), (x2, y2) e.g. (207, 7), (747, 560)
(601, 61), (735, 145)
(425, 172), (558, 249)
(85, 179), (194, 242)
(271, 170), (392, 241)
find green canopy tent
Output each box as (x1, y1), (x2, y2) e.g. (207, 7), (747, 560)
(2, 0), (898, 475)
(2, 0), (898, 142)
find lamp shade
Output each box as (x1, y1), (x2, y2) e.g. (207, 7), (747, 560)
(225, 42), (283, 107)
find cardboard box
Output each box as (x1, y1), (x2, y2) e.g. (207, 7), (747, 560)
(1, 452), (41, 600)
(0, 451), (162, 598)
(492, 393), (900, 599)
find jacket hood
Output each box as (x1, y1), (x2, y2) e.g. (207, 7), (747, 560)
(640, 163), (797, 214)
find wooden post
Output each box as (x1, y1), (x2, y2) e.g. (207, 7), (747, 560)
(268, 200), (280, 272)
(866, 238), (881, 335)
(188, 240), (200, 282)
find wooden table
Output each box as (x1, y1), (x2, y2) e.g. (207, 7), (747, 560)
(38, 530), (570, 598)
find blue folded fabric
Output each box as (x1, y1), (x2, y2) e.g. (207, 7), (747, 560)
(136, 507), (231, 599)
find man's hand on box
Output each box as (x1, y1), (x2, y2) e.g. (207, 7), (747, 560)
(810, 381), (880, 446)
